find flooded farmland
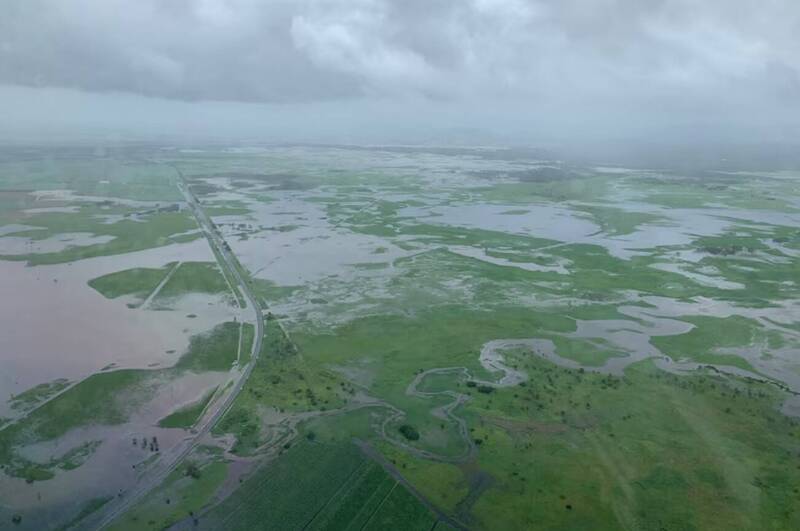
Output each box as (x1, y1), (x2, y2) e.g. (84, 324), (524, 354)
(0, 157), (250, 529)
(4, 2), (799, 528)
(2, 146), (800, 531)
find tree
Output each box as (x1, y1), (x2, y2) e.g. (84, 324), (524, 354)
(398, 424), (420, 441)
(185, 462), (201, 479)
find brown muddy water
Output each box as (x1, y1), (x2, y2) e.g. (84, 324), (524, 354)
(0, 370), (230, 529)
(0, 234), (246, 529)
(0, 239), (243, 414)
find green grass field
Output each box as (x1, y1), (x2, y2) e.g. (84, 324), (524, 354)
(212, 304), (800, 530)
(154, 261), (231, 300)
(362, 484), (436, 531)
(109, 459), (229, 531)
(213, 318), (350, 455)
(460, 356), (799, 530)
(651, 315), (769, 372)
(203, 441), (436, 531)
(88, 264), (175, 305)
(0, 158), (182, 202)
(137, 155), (800, 530)
(55, 496), (114, 531)
(5, 148), (800, 531)
(305, 460), (398, 531)
(8, 378), (71, 412)
(239, 323), (255, 366)
(174, 321), (240, 372)
(2, 208), (200, 265)
(157, 387), (217, 429)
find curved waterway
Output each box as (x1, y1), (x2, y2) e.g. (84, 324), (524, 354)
(401, 325), (800, 464)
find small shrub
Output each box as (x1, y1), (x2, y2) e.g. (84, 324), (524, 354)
(185, 462), (201, 479)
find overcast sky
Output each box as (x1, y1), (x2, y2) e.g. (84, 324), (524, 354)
(1, 0), (799, 144)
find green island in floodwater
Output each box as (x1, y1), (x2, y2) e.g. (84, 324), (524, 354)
(1, 144), (799, 530)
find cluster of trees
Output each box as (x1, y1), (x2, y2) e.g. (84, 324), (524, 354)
(465, 381), (496, 394)
(184, 462), (201, 479)
(699, 244), (751, 256)
(132, 436), (160, 452)
(398, 424), (420, 441)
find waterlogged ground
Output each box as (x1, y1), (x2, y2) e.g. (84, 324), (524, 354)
(171, 146), (800, 531)
(182, 146), (800, 373)
(0, 152), (249, 529)
(2, 145), (800, 530)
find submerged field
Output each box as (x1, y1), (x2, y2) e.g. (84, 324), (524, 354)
(0, 151), (249, 529)
(1, 145), (800, 530)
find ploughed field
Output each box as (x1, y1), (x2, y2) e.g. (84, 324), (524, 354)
(1, 144), (800, 530)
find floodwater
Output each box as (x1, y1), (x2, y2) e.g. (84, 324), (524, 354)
(649, 262), (746, 290)
(0, 174), (248, 529)
(0, 369), (229, 530)
(399, 202), (601, 244)
(31, 189), (166, 208)
(0, 238), (242, 416)
(397, 196), (799, 263)
(448, 245), (571, 274)
(3, 147), (797, 528)
(212, 191), (411, 286)
(0, 228), (244, 528)
(0, 232), (116, 255)
(0, 224), (43, 236)
(468, 287), (800, 400)
(22, 206), (80, 214)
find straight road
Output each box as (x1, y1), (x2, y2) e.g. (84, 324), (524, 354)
(86, 163), (266, 530)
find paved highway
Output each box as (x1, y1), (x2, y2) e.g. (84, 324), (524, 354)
(86, 164), (266, 530)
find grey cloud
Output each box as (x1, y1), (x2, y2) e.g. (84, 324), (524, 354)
(1, 0), (799, 145)
(1, 0), (798, 105)
(0, 0), (360, 102)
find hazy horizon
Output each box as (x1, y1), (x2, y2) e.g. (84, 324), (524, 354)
(3, 4), (800, 529)
(2, 0), (799, 146)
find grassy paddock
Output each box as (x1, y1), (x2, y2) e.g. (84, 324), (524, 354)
(154, 261), (231, 300)
(88, 264), (174, 304)
(157, 387), (217, 429)
(204, 441), (435, 531)
(3, 208), (199, 265)
(109, 459), (229, 531)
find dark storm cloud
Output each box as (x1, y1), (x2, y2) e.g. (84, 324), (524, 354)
(2, 0), (798, 106)
(1, 0), (799, 146)
(0, 0), (361, 102)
